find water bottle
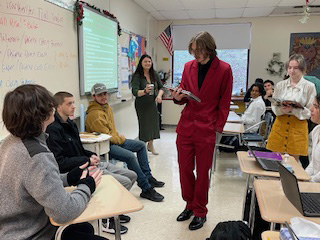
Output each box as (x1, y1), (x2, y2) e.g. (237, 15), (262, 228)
(283, 153), (293, 172)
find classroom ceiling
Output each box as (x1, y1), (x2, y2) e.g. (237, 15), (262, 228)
(133, 0), (320, 20)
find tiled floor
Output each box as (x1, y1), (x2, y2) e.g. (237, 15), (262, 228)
(101, 127), (247, 240)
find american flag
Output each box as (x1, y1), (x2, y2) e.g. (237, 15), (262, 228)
(159, 25), (173, 55)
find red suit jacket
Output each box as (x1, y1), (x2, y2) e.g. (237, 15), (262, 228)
(175, 57), (233, 143)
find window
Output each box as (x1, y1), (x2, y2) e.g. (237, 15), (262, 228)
(173, 49), (248, 95)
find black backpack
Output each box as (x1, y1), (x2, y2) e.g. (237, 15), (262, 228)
(206, 221), (251, 240)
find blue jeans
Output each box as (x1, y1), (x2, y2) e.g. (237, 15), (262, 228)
(109, 139), (152, 191)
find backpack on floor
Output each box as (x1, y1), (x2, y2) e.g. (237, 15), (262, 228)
(206, 221), (251, 240)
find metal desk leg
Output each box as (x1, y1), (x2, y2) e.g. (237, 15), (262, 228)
(209, 133), (223, 187)
(54, 225), (69, 240)
(249, 180), (256, 235)
(97, 219), (102, 236)
(114, 215), (121, 240)
(242, 174), (251, 220)
(270, 222), (276, 231)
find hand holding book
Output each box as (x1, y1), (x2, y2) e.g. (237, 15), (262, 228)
(268, 97), (304, 109)
(164, 83), (201, 102)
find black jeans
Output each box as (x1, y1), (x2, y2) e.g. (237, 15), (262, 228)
(61, 223), (107, 240)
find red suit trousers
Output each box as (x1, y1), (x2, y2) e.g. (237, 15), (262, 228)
(176, 133), (215, 217)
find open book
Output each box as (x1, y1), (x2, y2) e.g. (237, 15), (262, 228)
(163, 84), (201, 102)
(268, 97), (304, 109)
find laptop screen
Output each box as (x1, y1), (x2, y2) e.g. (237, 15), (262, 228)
(278, 164), (304, 214)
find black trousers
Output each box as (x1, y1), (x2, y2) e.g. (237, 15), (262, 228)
(61, 223), (107, 240)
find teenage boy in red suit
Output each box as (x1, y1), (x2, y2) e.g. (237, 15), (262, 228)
(172, 31), (233, 230)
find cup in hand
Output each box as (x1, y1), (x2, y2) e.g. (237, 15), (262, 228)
(147, 84), (154, 95)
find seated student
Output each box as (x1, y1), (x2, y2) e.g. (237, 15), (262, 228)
(46, 91), (136, 234)
(306, 93), (320, 182)
(243, 78), (264, 102)
(241, 83), (266, 133)
(86, 83), (165, 202)
(0, 84), (104, 240)
(262, 79), (274, 107)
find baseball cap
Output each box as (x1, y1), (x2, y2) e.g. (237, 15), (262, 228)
(91, 83), (107, 95)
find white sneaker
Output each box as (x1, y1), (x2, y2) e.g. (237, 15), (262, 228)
(102, 218), (128, 234)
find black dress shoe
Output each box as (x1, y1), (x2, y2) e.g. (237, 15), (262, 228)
(176, 209), (193, 222)
(189, 216), (206, 230)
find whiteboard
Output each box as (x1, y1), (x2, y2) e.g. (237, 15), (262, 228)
(0, 0), (80, 137)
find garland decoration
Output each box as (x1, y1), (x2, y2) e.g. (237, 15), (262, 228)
(266, 59), (284, 77)
(299, 0), (310, 24)
(74, 1), (84, 25)
(74, 1), (122, 36)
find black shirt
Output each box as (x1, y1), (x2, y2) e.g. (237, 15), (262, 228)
(198, 58), (213, 90)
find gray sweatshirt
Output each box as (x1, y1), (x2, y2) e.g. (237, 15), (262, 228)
(0, 133), (92, 240)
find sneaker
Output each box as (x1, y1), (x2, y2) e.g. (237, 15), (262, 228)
(148, 176), (165, 188)
(140, 188), (164, 202)
(102, 218), (128, 234)
(119, 214), (131, 224)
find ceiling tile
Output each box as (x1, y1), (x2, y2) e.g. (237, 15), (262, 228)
(182, 0), (214, 10)
(278, 0), (307, 6)
(159, 10), (191, 19)
(215, 0), (247, 8)
(243, 7), (275, 17)
(246, 0), (281, 8)
(134, 0), (156, 12)
(215, 8), (244, 18)
(147, 0), (185, 11)
(187, 9), (215, 19)
(150, 11), (166, 20)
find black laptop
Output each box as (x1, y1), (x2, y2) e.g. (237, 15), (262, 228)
(247, 145), (280, 172)
(279, 163), (320, 217)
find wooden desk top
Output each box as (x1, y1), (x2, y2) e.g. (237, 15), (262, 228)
(80, 133), (111, 143)
(230, 105), (239, 110)
(237, 151), (310, 181)
(261, 231), (279, 240)
(223, 122), (244, 134)
(50, 175), (144, 226)
(254, 179), (320, 225)
(227, 111), (242, 123)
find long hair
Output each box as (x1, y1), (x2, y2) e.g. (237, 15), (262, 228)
(133, 54), (156, 83)
(188, 31), (217, 59)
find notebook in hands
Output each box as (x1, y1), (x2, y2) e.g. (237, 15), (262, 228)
(247, 145), (280, 172)
(279, 163), (320, 217)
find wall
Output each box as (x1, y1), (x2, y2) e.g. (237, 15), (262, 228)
(157, 16), (320, 125)
(79, 0), (158, 139)
(157, 16), (320, 86)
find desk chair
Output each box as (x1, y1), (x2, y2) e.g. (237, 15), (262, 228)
(241, 112), (274, 147)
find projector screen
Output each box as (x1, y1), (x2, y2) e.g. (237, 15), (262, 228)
(79, 6), (118, 95)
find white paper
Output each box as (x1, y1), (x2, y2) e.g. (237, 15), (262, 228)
(121, 56), (128, 69)
(121, 69), (129, 82)
(291, 217), (320, 237)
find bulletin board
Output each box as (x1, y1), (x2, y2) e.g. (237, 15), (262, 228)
(0, 0), (80, 137)
(118, 30), (146, 100)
